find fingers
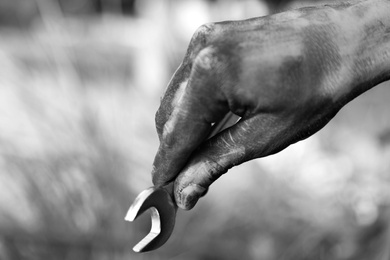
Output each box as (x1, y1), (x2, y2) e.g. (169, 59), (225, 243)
(152, 47), (229, 187)
(173, 114), (288, 210)
(155, 23), (220, 138)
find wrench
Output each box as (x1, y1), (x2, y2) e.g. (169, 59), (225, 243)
(125, 112), (240, 253)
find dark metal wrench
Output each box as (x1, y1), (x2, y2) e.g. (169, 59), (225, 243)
(125, 112), (240, 253)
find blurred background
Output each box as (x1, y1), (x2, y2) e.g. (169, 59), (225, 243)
(0, 0), (389, 259)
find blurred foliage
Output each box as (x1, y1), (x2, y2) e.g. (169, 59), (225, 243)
(0, 0), (138, 28)
(0, 0), (38, 28)
(0, 0), (390, 260)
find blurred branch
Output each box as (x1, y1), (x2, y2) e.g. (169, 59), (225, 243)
(100, 0), (123, 15)
(35, 0), (83, 91)
(36, 0), (64, 18)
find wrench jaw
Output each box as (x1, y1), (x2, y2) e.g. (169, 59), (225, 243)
(125, 188), (155, 222)
(125, 187), (177, 253)
(132, 207), (161, 252)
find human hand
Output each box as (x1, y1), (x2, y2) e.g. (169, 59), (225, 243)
(152, 0), (390, 210)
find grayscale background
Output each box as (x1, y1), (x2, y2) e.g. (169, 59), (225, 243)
(0, 0), (389, 259)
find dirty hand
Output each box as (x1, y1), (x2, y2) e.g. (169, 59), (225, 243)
(152, 0), (390, 210)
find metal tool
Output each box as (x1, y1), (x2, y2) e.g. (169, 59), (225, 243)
(125, 112), (240, 253)
(125, 183), (176, 252)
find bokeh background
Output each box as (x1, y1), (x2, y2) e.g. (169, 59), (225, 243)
(0, 0), (390, 259)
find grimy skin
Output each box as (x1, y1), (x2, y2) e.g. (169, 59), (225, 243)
(152, 0), (390, 210)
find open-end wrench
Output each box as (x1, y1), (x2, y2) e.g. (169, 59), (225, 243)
(125, 112), (240, 253)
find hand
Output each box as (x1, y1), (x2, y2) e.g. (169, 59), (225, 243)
(151, 1), (390, 210)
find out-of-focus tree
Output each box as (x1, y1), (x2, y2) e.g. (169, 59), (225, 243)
(58, 0), (137, 15)
(0, 0), (39, 27)
(0, 0), (138, 28)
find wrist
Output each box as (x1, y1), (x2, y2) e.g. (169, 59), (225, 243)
(331, 0), (390, 102)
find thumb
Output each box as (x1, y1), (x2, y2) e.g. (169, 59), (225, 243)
(174, 114), (282, 210)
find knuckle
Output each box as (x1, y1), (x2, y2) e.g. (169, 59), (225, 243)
(188, 23), (220, 59)
(155, 109), (165, 137)
(192, 23), (216, 44)
(193, 46), (218, 71)
(160, 123), (180, 151)
(162, 121), (175, 146)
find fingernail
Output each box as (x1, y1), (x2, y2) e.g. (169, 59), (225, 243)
(177, 184), (207, 210)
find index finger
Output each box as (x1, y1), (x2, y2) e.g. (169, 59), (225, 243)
(152, 47), (230, 186)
